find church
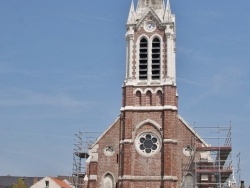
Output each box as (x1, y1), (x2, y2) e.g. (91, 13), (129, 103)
(79, 0), (234, 187)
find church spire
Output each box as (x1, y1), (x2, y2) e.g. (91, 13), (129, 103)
(127, 0), (136, 25)
(163, 0), (173, 22)
(136, 0), (165, 20)
(166, 0), (171, 13)
(136, 0), (164, 10)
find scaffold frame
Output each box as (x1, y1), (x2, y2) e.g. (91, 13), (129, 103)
(193, 124), (236, 188)
(72, 131), (101, 188)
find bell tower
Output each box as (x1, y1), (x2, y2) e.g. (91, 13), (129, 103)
(119, 0), (179, 187)
(125, 0), (176, 86)
(83, 1), (207, 188)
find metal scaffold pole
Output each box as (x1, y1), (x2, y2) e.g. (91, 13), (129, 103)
(71, 131), (101, 188)
(193, 123), (235, 188)
(236, 152), (241, 188)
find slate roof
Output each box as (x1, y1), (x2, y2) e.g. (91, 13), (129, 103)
(0, 176), (42, 188)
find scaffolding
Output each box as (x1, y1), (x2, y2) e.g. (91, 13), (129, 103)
(236, 153), (241, 188)
(194, 125), (236, 188)
(72, 131), (101, 188)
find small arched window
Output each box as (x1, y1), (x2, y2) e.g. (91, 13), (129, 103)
(139, 38), (148, 80)
(102, 174), (114, 188)
(152, 38), (161, 80)
(135, 91), (142, 106)
(156, 90), (163, 106)
(183, 174), (194, 187)
(146, 91), (152, 106)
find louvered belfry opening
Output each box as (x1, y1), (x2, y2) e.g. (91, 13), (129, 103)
(139, 38), (148, 80)
(151, 38), (160, 80)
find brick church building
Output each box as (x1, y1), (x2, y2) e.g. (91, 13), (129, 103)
(80, 0), (234, 188)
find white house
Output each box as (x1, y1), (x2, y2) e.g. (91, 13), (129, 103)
(30, 176), (72, 188)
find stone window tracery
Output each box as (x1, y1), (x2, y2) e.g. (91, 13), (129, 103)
(135, 132), (161, 157)
(183, 145), (194, 157)
(104, 146), (114, 157)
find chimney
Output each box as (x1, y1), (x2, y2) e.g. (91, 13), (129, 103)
(241, 181), (245, 188)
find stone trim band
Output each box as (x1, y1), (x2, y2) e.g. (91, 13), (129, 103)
(118, 175), (178, 181)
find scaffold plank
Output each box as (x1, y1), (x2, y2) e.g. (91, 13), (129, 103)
(196, 146), (231, 151)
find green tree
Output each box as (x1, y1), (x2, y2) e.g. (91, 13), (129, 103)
(12, 178), (28, 188)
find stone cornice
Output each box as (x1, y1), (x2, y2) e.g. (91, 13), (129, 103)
(120, 105), (177, 111)
(89, 175), (97, 181)
(120, 139), (178, 144)
(119, 175), (178, 181)
(120, 139), (133, 144)
(123, 79), (177, 87)
(163, 139), (178, 144)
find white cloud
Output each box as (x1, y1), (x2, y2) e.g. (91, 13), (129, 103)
(0, 88), (87, 107)
(0, 65), (64, 77)
(179, 65), (249, 108)
(210, 67), (247, 96)
(178, 46), (213, 66)
(178, 77), (203, 86)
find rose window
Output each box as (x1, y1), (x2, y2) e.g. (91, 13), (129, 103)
(183, 145), (194, 156)
(135, 132), (161, 156)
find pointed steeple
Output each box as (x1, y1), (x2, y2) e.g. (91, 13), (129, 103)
(163, 0), (173, 22)
(166, 0), (171, 12)
(136, 0), (164, 10)
(127, 0), (136, 25)
(136, 0), (165, 20)
(162, 0), (165, 9)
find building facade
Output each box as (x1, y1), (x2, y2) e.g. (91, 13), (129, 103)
(81, 0), (233, 188)
(30, 177), (72, 188)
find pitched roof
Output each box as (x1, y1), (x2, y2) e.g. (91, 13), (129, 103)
(51, 177), (72, 188)
(178, 115), (208, 146)
(0, 176), (42, 188)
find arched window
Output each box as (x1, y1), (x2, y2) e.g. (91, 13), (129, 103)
(183, 174), (194, 188)
(135, 91), (142, 106)
(102, 174), (114, 188)
(156, 90), (163, 106)
(146, 91), (152, 106)
(139, 38), (148, 80)
(151, 38), (160, 80)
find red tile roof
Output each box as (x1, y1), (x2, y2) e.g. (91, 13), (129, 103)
(51, 178), (72, 188)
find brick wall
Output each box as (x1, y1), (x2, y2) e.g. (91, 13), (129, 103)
(85, 111), (203, 188)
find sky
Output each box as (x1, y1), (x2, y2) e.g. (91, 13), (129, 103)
(0, 0), (249, 185)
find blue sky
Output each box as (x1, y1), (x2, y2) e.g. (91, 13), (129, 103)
(0, 0), (249, 185)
